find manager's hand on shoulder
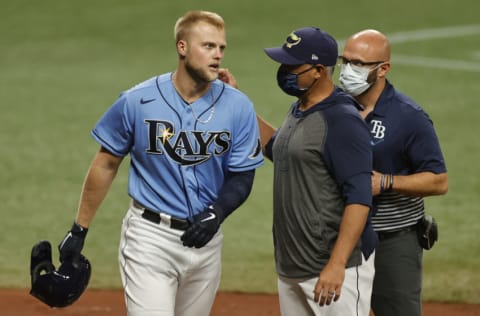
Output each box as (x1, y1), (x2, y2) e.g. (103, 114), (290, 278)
(58, 221), (88, 262)
(218, 68), (238, 89)
(181, 206), (223, 248)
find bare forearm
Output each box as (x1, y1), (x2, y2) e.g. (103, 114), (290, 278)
(257, 115), (276, 151)
(75, 148), (123, 228)
(372, 171), (448, 197)
(393, 172), (448, 196)
(313, 203), (369, 302)
(329, 204), (369, 266)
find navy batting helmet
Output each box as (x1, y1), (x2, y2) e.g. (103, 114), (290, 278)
(29, 240), (91, 308)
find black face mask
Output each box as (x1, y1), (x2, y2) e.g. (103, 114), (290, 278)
(276, 66), (316, 97)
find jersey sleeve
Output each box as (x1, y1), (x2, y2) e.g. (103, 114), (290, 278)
(324, 113), (372, 206)
(405, 111), (447, 174)
(91, 93), (134, 156)
(227, 95), (264, 172)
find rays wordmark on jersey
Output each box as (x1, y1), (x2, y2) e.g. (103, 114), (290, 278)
(145, 120), (231, 166)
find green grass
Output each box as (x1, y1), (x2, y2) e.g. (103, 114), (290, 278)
(1, 0), (479, 304)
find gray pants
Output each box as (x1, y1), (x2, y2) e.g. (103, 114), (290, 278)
(371, 229), (423, 316)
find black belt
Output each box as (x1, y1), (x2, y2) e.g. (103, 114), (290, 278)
(377, 225), (417, 241)
(133, 200), (190, 231)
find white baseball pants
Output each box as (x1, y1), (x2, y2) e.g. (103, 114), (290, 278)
(118, 203), (223, 316)
(278, 252), (375, 316)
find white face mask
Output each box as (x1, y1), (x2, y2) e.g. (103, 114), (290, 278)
(339, 63), (380, 96)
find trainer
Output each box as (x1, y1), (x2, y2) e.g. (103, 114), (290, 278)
(339, 29), (448, 316)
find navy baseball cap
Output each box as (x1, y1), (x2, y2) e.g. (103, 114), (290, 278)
(264, 27), (338, 66)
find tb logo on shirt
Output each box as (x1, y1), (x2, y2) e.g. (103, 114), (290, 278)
(370, 120), (386, 145)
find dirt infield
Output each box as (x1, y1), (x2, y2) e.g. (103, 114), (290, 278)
(2, 289), (479, 316)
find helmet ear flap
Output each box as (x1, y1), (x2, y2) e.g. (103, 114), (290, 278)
(31, 260), (56, 284)
(30, 240), (55, 284)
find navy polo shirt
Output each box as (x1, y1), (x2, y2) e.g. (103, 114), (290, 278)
(366, 81), (447, 231)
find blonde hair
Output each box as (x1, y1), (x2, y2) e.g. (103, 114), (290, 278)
(174, 11), (225, 42)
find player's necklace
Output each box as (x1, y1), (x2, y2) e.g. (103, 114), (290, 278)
(188, 89), (215, 124)
(172, 72), (215, 124)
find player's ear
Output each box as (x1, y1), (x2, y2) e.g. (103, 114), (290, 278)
(314, 65), (324, 78)
(377, 61), (390, 78)
(177, 40), (187, 58)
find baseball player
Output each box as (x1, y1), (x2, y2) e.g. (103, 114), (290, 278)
(57, 10), (263, 316)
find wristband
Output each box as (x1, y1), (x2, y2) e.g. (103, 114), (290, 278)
(386, 174), (394, 192)
(380, 174), (386, 193)
(71, 222), (88, 238)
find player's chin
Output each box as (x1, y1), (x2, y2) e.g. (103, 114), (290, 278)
(207, 66), (220, 80)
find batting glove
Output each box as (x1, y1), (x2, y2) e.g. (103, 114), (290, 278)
(181, 206), (223, 248)
(58, 222), (88, 262)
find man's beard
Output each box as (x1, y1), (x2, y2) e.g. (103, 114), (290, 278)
(185, 60), (217, 83)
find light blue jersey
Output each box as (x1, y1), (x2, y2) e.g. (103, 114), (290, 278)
(92, 73), (263, 218)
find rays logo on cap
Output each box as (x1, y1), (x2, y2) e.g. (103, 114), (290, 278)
(285, 32), (301, 48)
